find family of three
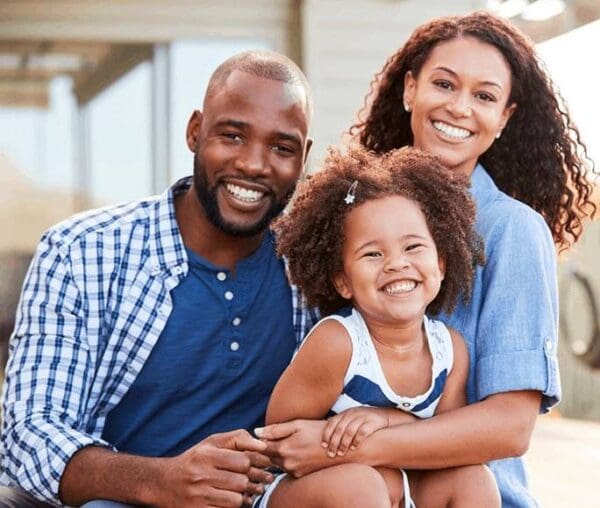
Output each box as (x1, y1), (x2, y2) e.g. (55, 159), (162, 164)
(0, 10), (596, 508)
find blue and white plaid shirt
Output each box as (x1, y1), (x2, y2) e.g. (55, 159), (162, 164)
(0, 177), (319, 505)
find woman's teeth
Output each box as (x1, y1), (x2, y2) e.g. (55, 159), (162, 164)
(432, 121), (471, 139)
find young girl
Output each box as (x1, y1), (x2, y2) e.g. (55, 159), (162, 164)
(255, 146), (496, 507)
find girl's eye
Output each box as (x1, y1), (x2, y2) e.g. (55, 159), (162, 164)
(363, 251), (382, 258)
(406, 243), (424, 251)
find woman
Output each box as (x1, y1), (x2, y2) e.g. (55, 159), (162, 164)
(259, 11), (596, 507)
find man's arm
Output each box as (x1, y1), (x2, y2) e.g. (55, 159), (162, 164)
(1, 231), (112, 503)
(59, 431), (270, 507)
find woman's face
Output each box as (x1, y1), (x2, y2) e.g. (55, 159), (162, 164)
(403, 36), (516, 177)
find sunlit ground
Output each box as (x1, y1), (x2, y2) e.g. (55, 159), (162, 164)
(528, 414), (600, 507)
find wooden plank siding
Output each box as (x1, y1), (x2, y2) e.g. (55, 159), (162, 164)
(0, 0), (301, 60)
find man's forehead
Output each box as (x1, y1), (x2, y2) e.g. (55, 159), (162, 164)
(204, 70), (309, 117)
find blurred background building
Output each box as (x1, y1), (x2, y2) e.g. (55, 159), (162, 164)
(1, 1), (599, 504)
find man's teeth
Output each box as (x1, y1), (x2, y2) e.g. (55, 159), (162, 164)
(383, 280), (417, 295)
(225, 183), (265, 202)
(433, 121), (471, 139)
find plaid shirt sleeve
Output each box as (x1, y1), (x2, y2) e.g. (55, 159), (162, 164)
(1, 229), (113, 505)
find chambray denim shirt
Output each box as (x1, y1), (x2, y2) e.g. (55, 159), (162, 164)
(0, 177), (319, 505)
(437, 164), (560, 508)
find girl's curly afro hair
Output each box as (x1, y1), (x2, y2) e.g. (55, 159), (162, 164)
(273, 146), (484, 316)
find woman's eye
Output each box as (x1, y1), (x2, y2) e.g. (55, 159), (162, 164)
(434, 80), (453, 90)
(476, 92), (496, 102)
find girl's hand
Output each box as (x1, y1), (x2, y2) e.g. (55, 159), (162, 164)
(322, 407), (395, 457)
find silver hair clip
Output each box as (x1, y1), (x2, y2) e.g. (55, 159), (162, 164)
(344, 180), (358, 205)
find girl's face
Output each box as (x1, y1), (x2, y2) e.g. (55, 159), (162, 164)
(334, 196), (445, 328)
(403, 36), (516, 177)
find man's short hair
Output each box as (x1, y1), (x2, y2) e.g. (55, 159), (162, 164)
(205, 50), (313, 120)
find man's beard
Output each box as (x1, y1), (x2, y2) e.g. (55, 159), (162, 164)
(193, 157), (295, 237)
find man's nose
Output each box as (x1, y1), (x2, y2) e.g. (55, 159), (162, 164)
(234, 143), (268, 175)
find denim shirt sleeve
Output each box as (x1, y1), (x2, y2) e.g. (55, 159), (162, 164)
(474, 204), (560, 413)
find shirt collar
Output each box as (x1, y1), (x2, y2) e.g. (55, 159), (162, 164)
(147, 176), (191, 273)
(470, 163), (499, 209)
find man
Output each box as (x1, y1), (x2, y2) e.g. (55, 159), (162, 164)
(0, 50), (316, 507)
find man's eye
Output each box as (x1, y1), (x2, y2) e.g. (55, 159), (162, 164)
(223, 133), (243, 142)
(272, 144), (295, 154)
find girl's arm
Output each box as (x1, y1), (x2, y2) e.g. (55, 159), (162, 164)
(265, 319), (352, 425)
(434, 328), (468, 414)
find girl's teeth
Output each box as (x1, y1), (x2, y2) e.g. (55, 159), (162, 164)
(384, 280), (417, 295)
(225, 183), (264, 202)
(433, 121), (471, 139)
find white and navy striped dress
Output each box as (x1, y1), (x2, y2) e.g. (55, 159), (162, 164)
(323, 308), (453, 419)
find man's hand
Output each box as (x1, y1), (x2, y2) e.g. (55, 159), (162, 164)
(256, 420), (341, 478)
(322, 407), (391, 457)
(158, 430), (273, 508)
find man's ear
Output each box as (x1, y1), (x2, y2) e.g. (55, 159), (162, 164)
(303, 138), (313, 166)
(186, 110), (203, 152)
(332, 272), (352, 300)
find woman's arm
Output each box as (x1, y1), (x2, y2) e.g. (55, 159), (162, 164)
(266, 319), (352, 425)
(259, 390), (539, 476)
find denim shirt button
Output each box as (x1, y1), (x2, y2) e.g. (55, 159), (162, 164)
(544, 339), (554, 356)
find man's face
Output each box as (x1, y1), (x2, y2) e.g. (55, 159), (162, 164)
(189, 70), (311, 237)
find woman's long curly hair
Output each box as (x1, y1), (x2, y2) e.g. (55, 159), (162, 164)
(351, 10), (596, 251)
(273, 146), (484, 316)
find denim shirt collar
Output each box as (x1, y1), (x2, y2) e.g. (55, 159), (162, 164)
(470, 163), (500, 213)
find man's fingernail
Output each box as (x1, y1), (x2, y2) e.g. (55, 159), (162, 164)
(254, 427), (264, 437)
(321, 441), (328, 448)
(327, 450), (335, 457)
(350, 445), (356, 450)
(337, 450), (345, 456)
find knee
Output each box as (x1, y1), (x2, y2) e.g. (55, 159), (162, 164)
(331, 464), (392, 508)
(453, 465), (501, 506)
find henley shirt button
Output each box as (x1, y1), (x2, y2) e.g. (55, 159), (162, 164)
(230, 341), (240, 351)
(224, 291), (234, 301)
(232, 317), (241, 326)
(217, 272), (227, 281)
(544, 339), (554, 355)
